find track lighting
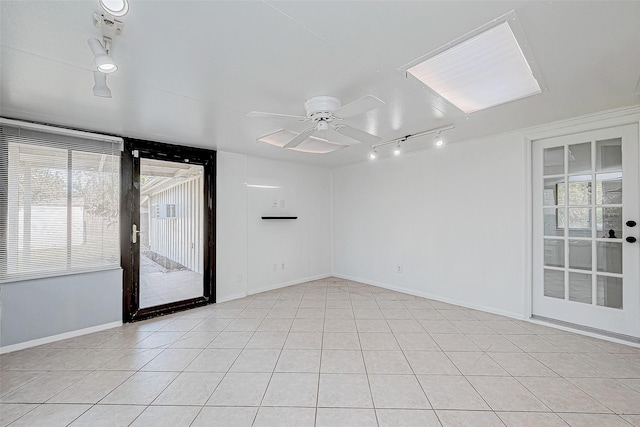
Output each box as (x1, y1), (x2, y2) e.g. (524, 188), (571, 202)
(92, 71), (112, 98)
(88, 38), (117, 73)
(99, 0), (129, 17)
(367, 124), (454, 159)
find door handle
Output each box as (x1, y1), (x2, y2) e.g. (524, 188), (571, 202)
(626, 236), (637, 243)
(132, 224), (140, 243)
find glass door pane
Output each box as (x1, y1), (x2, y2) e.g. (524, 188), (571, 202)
(139, 158), (204, 308)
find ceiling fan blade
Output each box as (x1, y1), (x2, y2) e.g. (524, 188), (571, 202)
(283, 127), (317, 149)
(247, 111), (308, 121)
(334, 95), (385, 118)
(334, 124), (381, 145)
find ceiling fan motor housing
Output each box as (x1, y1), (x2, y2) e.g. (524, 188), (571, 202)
(305, 96), (341, 121)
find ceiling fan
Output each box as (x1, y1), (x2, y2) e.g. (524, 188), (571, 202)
(248, 95), (385, 149)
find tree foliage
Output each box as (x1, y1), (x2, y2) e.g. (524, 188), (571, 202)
(19, 155), (119, 224)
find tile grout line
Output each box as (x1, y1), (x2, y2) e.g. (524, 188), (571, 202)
(350, 283), (380, 427)
(313, 282), (328, 427)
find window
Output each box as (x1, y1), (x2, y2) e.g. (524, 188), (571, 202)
(0, 121), (121, 283)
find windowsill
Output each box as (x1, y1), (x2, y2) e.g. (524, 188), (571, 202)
(0, 266), (122, 285)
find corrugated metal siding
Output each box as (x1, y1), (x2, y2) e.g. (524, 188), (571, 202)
(148, 176), (203, 274)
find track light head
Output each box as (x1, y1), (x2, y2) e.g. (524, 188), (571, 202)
(88, 38), (117, 73)
(435, 133), (444, 147)
(393, 143), (402, 156)
(369, 149), (378, 160)
(99, 0), (129, 17)
(92, 71), (112, 98)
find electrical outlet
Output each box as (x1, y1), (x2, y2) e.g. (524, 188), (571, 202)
(272, 199), (278, 208)
(273, 263), (277, 271)
(397, 265), (403, 273)
(281, 263), (285, 270)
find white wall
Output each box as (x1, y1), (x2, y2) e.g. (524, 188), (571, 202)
(0, 269), (122, 349)
(332, 133), (528, 318)
(216, 152), (332, 301)
(216, 151), (249, 301)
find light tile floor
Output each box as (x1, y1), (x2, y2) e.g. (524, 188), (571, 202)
(2, 277), (640, 426)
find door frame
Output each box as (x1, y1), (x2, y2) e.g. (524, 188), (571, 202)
(525, 107), (640, 337)
(121, 138), (216, 322)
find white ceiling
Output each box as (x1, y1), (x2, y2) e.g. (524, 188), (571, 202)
(2, 1), (639, 168)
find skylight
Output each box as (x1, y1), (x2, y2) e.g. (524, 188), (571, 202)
(405, 19), (541, 113)
(257, 129), (346, 154)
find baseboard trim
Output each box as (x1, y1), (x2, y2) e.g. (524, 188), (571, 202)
(530, 315), (640, 347)
(215, 274), (333, 303)
(216, 292), (248, 304)
(0, 321), (123, 354)
(332, 273), (525, 320)
(248, 273), (332, 296)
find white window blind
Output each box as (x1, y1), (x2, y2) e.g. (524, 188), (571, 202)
(0, 121), (122, 283)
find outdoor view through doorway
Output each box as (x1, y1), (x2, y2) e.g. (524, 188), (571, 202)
(139, 158), (204, 308)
